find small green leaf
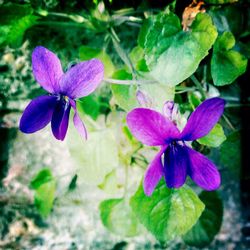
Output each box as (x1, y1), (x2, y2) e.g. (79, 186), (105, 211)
(100, 198), (141, 237)
(211, 32), (248, 86)
(77, 95), (101, 120)
(130, 181), (205, 243)
(188, 92), (202, 110)
(198, 124), (226, 148)
(220, 131), (241, 177)
(68, 174), (78, 191)
(141, 12), (217, 86)
(30, 168), (56, 217)
(129, 46), (148, 72)
(79, 45), (115, 77)
(30, 168), (53, 189)
(183, 191), (223, 248)
(110, 69), (138, 111)
(34, 180), (56, 217)
(68, 128), (119, 185)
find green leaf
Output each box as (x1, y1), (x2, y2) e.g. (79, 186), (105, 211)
(220, 131), (241, 177)
(188, 92), (202, 110)
(0, 4), (37, 47)
(34, 180), (56, 217)
(141, 12), (217, 86)
(110, 69), (138, 111)
(77, 95), (101, 120)
(198, 124), (226, 147)
(100, 198), (141, 237)
(68, 174), (78, 191)
(111, 69), (174, 111)
(68, 128), (119, 185)
(183, 191), (223, 248)
(79, 45), (115, 77)
(30, 168), (54, 189)
(30, 168), (56, 217)
(211, 32), (248, 86)
(129, 46), (148, 72)
(130, 181), (205, 243)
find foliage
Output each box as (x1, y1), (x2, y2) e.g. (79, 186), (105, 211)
(30, 168), (56, 217)
(183, 191), (223, 247)
(130, 181), (205, 243)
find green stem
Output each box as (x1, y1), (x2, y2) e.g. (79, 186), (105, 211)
(190, 75), (206, 100)
(104, 78), (157, 85)
(222, 114), (236, 131)
(109, 27), (136, 77)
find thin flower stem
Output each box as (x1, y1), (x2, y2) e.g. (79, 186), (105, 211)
(190, 75), (206, 100)
(109, 27), (137, 77)
(103, 78), (157, 85)
(123, 164), (129, 198)
(222, 114), (236, 131)
(36, 21), (88, 29)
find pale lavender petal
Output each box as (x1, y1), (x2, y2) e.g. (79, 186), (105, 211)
(126, 108), (180, 146)
(70, 100), (87, 140)
(143, 145), (167, 196)
(19, 95), (57, 133)
(60, 59), (104, 99)
(163, 144), (188, 188)
(51, 100), (71, 141)
(180, 97), (225, 141)
(136, 90), (153, 108)
(186, 146), (221, 190)
(162, 101), (174, 120)
(32, 46), (63, 93)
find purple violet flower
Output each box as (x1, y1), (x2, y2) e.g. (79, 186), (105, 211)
(126, 97), (225, 196)
(19, 46), (104, 141)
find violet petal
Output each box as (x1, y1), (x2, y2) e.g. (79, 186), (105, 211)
(180, 97), (225, 141)
(127, 108), (180, 146)
(19, 95), (57, 133)
(59, 59), (104, 99)
(32, 46), (63, 93)
(143, 145), (167, 196)
(163, 144), (188, 188)
(186, 146), (221, 190)
(70, 100), (87, 140)
(51, 99), (71, 141)
(127, 108), (179, 146)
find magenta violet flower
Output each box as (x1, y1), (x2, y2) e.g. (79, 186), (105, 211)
(19, 46), (104, 140)
(126, 97), (225, 196)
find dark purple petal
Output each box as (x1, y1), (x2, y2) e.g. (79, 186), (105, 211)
(32, 46), (63, 93)
(19, 95), (57, 133)
(59, 59), (104, 99)
(186, 146), (221, 190)
(163, 143), (188, 188)
(180, 97), (225, 141)
(126, 108), (180, 146)
(70, 100), (87, 140)
(143, 145), (167, 196)
(51, 99), (71, 141)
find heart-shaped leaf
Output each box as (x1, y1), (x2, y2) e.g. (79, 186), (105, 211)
(183, 191), (223, 248)
(211, 31), (248, 86)
(140, 12), (217, 86)
(130, 181), (205, 243)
